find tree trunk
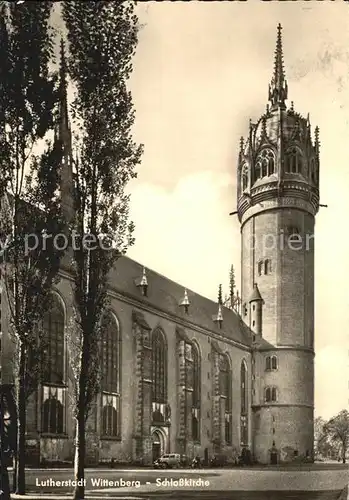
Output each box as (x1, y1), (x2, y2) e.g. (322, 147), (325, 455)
(73, 406), (86, 500)
(0, 400), (11, 500)
(12, 455), (17, 493)
(74, 415), (85, 497)
(15, 341), (26, 495)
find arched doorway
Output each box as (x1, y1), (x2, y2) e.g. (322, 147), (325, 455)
(152, 430), (163, 463)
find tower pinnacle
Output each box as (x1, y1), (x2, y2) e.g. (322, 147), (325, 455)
(268, 24), (288, 110)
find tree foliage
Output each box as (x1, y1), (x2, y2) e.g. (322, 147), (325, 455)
(0, 1), (64, 494)
(62, 0), (141, 421)
(323, 410), (349, 463)
(62, 2), (142, 498)
(218, 284), (222, 305)
(229, 264), (235, 300)
(314, 416), (332, 458)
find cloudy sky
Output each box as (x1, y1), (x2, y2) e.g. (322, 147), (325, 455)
(125, 1), (349, 420)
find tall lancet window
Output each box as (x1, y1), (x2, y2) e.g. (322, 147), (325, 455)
(240, 361), (248, 446)
(255, 149), (275, 181)
(191, 342), (201, 442)
(219, 354), (232, 445)
(285, 147), (303, 174)
(42, 293), (65, 435)
(101, 311), (120, 438)
(152, 329), (167, 423)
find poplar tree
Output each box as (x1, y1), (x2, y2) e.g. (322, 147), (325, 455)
(0, 1), (64, 494)
(229, 264), (235, 308)
(62, 2), (142, 498)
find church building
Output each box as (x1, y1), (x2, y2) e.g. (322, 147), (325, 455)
(1, 25), (318, 466)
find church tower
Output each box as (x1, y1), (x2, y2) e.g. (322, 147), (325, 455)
(237, 25), (319, 463)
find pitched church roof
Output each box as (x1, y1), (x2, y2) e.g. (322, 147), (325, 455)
(109, 255), (253, 349)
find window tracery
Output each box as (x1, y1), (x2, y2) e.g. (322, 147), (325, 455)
(152, 329), (167, 423)
(285, 147), (303, 174)
(240, 361), (248, 446)
(101, 312), (120, 437)
(254, 149), (275, 181)
(42, 294), (65, 435)
(219, 354), (232, 444)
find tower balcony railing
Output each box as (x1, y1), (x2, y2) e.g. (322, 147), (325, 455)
(238, 179), (319, 220)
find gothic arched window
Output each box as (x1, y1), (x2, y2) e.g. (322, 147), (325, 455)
(192, 343), (200, 407)
(242, 164), (248, 191)
(255, 149), (275, 181)
(240, 361), (248, 446)
(42, 293), (66, 435)
(42, 387), (64, 434)
(258, 259), (272, 276)
(241, 361), (247, 415)
(285, 147), (303, 174)
(101, 312), (120, 437)
(265, 355), (278, 371)
(265, 386), (278, 403)
(102, 404), (118, 437)
(192, 342), (201, 442)
(258, 260), (263, 276)
(42, 294), (65, 385)
(152, 329), (167, 422)
(271, 356), (278, 370)
(264, 259), (271, 275)
(101, 312), (119, 394)
(219, 354), (232, 444)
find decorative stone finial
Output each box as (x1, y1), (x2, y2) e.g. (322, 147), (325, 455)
(179, 288), (190, 314)
(136, 267), (148, 296)
(212, 285), (224, 328)
(261, 115), (267, 138)
(214, 303), (223, 329)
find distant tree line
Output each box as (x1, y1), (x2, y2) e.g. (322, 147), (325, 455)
(314, 410), (349, 463)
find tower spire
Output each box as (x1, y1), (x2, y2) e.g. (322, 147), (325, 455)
(58, 38), (70, 138)
(57, 38), (74, 224)
(268, 24), (288, 110)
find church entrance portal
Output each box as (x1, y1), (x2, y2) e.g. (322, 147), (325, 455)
(152, 430), (163, 463)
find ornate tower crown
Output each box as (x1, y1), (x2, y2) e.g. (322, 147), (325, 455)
(236, 24), (320, 222)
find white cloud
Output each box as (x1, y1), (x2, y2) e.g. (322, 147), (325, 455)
(127, 172), (240, 302)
